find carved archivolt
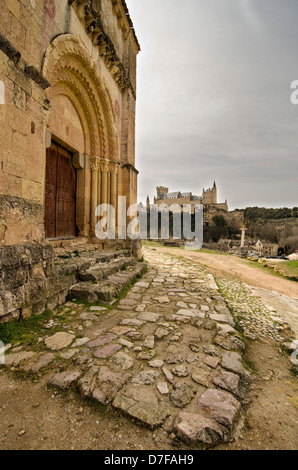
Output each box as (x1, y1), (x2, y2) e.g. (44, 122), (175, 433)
(69, 0), (139, 96)
(42, 34), (119, 160)
(50, 81), (95, 156)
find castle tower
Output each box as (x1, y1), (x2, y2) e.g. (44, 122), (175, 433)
(212, 181), (217, 204)
(202, 182), (217, 205)
(156, 186), (169, 199)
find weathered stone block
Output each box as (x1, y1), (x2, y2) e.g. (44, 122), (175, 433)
(45, 332), (75, 351)
(197, 388), (241, 431)
(113, 385), (170, 428)
(48, 370), (82, 390)
(170, 382), (196, 408)
(173, 412), (224, 446)
(93, 343), (122, 359)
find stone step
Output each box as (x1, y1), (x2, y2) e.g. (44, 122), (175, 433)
(55, 246), (130, 264)
(69, 262), (147, 303)
(78, 257), (135, 282)
(55, 251), (132, 277)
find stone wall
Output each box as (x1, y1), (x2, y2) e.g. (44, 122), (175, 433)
(0, 242), (58, 323)
(0, 18), (46, 244)
(0, 195), (44, 246)
(0, 238), (142, 324)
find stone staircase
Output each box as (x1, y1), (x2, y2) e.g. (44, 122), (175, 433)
(0, 242), (146, 323)
(54, 245), (147, 304)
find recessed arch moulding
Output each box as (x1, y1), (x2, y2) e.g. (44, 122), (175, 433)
(42, 34), (133, 242)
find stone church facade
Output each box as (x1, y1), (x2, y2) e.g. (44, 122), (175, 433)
(0, 0), (141, 323)
(0, 0), (140, 246)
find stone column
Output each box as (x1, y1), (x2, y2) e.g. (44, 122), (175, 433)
(117, 165), (123, 199)
(90, 158), (98, 233)
(101, 162), (109, 206)
(110, 165), (118, 214)
(107, 171), (111, 206)
(97, 169), (101, 208)
(241, 225), (246, 249)
(109, 164), (117, 240)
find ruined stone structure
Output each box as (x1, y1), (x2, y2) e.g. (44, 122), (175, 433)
(0, 0), (142, 322)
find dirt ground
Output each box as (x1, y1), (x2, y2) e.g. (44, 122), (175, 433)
(217, 339), (298, 450)
(158, 247), (298, 299)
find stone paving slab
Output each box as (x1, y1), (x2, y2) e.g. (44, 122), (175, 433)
(113, 385), (170, 428)
(44, 332), (75, 351)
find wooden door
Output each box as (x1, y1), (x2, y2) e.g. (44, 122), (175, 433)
(45, 141), (77, 239)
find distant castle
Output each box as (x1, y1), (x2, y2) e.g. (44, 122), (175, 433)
(145, 182), (243, 229)
(152, 182), (228, 213)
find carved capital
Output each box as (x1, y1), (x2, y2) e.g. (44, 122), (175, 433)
(110, 161), (120, 175)
(90, 156), (100, 171)
(100, 160), (110, 173)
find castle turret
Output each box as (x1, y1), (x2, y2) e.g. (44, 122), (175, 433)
(156, 186), (169, 199)
(203, 183), (217, 205)
(213, 182), (217, 203)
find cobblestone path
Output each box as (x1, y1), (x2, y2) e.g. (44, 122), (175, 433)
(1, 247), (294, 448)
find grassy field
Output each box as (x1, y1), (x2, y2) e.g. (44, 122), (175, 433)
(269, 260), (298, 280)
(245, 259), (288, 280)
(142, 240), (162, 248)
(195, 248), (228, 256)
(247, 259), (298, 281)
(142, 240), (227, 256)
(283, 261), (298, 276)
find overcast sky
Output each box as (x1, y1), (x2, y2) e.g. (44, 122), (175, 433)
(126, 0), (298, 210)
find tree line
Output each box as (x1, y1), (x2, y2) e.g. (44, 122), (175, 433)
(234, 207), (298, 221)
(233, 207), (298, 253)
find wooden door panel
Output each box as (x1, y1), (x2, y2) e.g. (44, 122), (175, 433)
(56, 144), (77, 238)
(56, 191), (77, 238)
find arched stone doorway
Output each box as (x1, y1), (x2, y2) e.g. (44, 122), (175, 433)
(42, 34), (120, 241)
